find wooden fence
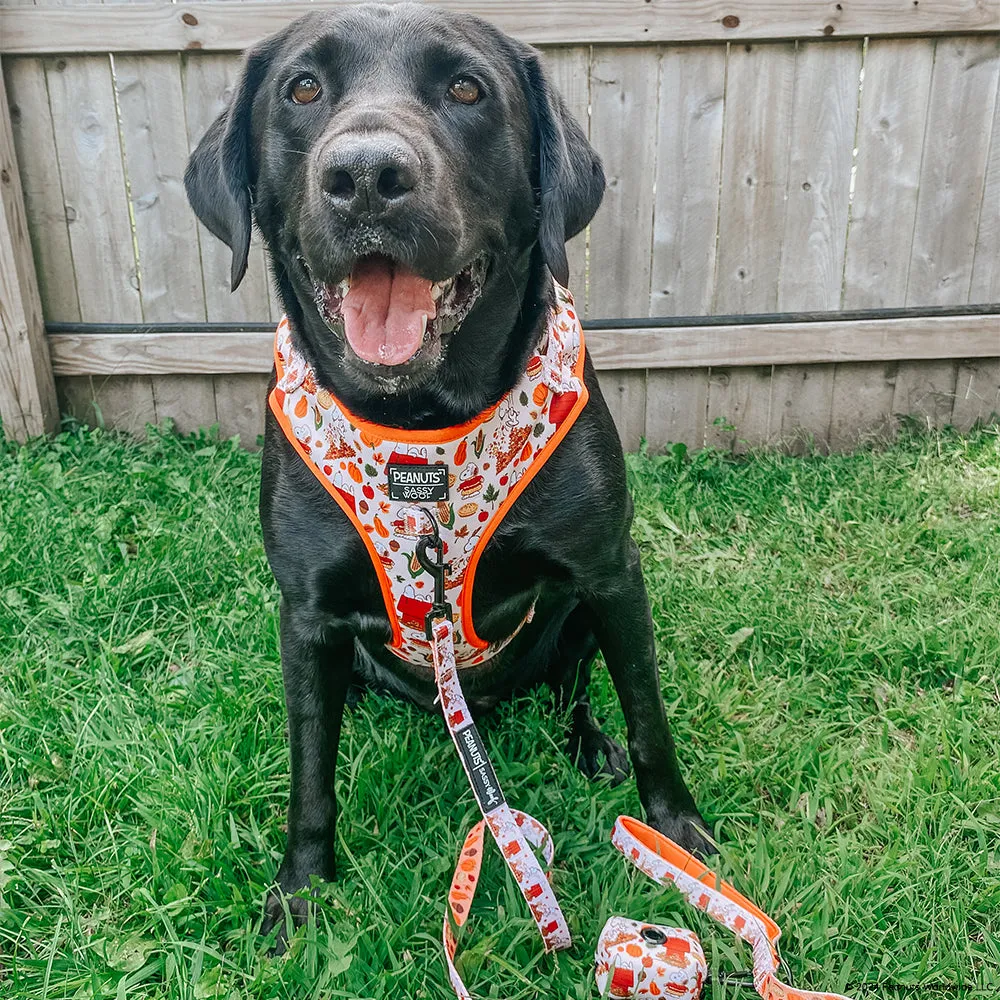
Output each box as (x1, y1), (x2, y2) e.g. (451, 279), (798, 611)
(1, 1), (998, 452)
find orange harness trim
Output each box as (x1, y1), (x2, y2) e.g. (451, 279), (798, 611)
(268, 283), (589, 668)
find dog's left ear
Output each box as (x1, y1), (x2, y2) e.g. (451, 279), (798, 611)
(520, 51), (605, 287)
(184, 39), (277, 291)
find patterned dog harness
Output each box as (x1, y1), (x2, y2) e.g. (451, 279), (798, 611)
(268, 282), (588, 668)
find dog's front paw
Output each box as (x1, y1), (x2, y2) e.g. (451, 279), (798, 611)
(646, 808), (717, 860)
(260, 862), (335, 954)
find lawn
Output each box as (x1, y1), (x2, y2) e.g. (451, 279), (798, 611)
(1, 422), (998, 1000)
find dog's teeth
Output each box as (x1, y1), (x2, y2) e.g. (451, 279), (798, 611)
(420, 313), (428, 337)
(337, 279), (350, 297)
(431, 282), (444, 302)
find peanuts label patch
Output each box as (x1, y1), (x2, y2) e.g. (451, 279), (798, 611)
(387, 463), (450, 502)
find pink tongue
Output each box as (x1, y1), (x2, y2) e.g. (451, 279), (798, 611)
(341, 256), (436, 365)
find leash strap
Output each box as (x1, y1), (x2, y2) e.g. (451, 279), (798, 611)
(610, 816), (853, 1000)
(431, 616), (572, 999)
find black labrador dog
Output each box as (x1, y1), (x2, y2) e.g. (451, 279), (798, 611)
(185, 2), (712, 938)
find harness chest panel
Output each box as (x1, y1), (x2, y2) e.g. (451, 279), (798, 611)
(268, 283), (589, 668)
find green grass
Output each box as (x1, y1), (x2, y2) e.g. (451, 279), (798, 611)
(1, 421), (998, 1000)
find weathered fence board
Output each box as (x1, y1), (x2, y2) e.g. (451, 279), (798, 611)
(970, 74), (1000, 303)
(47, 314), (1000, 375)
(953, 358), (1000, 429)
(3, 59), (80, 324)
(0, 66), (58, 440)
(115, 52), (221, 434)
(41, 52), (161, 433)
(645, 44), (725, 452)
(709, 41), (797, 451)
(907, 36), (1000, 307)
(588, 45), (660, 447)
(833, 37), (934, 448)
(770, 40), (862, 452)
(3, 1), (998, 55)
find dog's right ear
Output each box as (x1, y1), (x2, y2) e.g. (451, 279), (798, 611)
(184, 40), (276, 291)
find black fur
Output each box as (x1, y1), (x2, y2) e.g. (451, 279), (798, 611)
(184, 2), (712, 947)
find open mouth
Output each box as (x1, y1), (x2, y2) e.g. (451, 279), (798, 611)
(308, 254), (486, 367)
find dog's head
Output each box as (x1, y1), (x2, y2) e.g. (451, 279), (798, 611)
(184, 3), (603, 397)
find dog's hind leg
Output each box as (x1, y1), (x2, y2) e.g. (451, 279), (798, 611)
(548, 603), (631, 785)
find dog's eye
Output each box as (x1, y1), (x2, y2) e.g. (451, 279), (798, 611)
(290, 76), (322, 104)
(448, 77), (481, 105)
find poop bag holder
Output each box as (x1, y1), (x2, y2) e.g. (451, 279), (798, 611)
(595, 916), (706, 998)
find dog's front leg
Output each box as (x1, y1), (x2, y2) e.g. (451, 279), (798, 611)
(262, 601), (352, 947)
(586, 540), (715, 857)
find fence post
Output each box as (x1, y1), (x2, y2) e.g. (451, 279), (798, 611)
(0, 63), (58, 442)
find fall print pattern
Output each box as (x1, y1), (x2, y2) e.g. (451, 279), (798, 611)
(594, 917), (706, 998)
(269, 283), (588, 668)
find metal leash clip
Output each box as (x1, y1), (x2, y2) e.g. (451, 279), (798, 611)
(405, 507), (453, 640)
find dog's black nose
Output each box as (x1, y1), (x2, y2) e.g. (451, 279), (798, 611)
(321, 135), (419, 214)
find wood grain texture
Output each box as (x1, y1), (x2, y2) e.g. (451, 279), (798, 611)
(843, 38), (936, 309)
(650, 45), (726, 318)
(57, 373), (155, 437)
(114, 52), (219, 431)
(149, 374), (218, 436)
(0, 167), (31, 439)
(771, 40), (862, 452)
(714, 42), (796, 315)
(588, 46), (659, 320)
(644, 368), (709, 450)
(114, 53), (207, 324)
(896, 39), (998, 429)
(213, 373), (266, 449)
(906, 36), (1000, 307)
(3, 1), (998, 54)
(596, 370), (646, 451)
(645, 44), (725, 452)
(778, 41), (861, 312)
(705, 365), (773, 451)
(540, 45), (590, 304)
(44, 55), (142, 323)
(588, 46), (660, 447)
(3, 57), (81, 322)
(0, 64), (58, 439)
(47, 315), (1000, 375)
(44, 53), (156, 433)
(970, 73), (1000, 303)
(837, 38), (936, 447)
(711, 42), (796, 451)
(828, 360), (899, 449)
(890, 358), (959, 428)
(952, 358), (1000, 429)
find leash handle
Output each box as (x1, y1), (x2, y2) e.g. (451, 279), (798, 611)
(610, 816), (853, 1000)
(431, 616), (571, 999)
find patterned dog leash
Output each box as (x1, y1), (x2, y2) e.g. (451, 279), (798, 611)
(397, 507), (571, 1000)
(401, 507), (851, 1000)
